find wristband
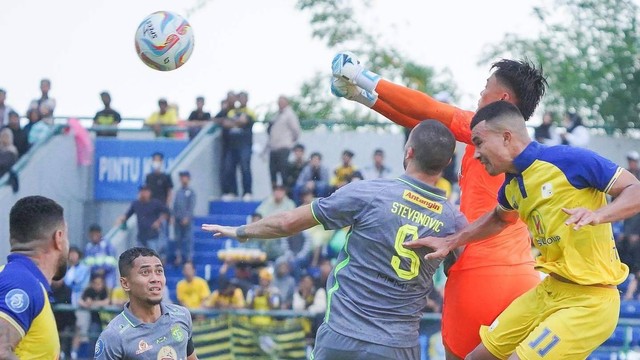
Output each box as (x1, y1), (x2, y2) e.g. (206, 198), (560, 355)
(236, 225), (248, 239)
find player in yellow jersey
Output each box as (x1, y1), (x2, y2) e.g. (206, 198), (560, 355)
(0, 196), (70, 359)
(406, 101), (640, 359)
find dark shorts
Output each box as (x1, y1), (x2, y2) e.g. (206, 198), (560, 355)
(311, 323), (420, 360)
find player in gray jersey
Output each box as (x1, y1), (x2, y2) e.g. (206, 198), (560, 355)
(94, 247), (198, 360)
(202, 120), (467, 360)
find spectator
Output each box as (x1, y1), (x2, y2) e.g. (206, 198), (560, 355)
(187, 96), (211, 140)
(361, 148), (391, 180)
(72, 274), (109, 360)
(0, 127), (18, 177)
(266, 95), (301, 188)
(109, 285), (128, 308)
(51, 279), (75, 359)
(203, 278), (245, 310)
(534, 111), (560, 145)
(220, 91), (256, 201)
(293, 152), (330, 205)
(145, 152), (173, 206)
(93, 91), (121, 137)
(172, 170), (196, 265)
(28, 78), (56, 118)
(0, 88), (14, 127)
(272, 258), (296, 309)
(331, 149), (357, 190)
(3, 110), (28, 157)
(292, 274), (326, 344)
(117, 184), (170, 253)
(246, 268), (281, 326)
(282, 231), (313, 278)
(218, 260), (257, 296)
(285, 143), (307, 198)
(63, 246), (91, 308)
(256, 184), (296, 218)
(83, 224), (118, 289)
(23, 108), (41, 143)
(560, 111), (590, 147)
(145, 98), (179, 138)
(176, 261), (210, 310)
(27, 103), (54, 145)
(213, 91), (235, 120)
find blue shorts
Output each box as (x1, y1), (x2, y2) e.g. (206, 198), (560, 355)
(311, 323), (420, 360)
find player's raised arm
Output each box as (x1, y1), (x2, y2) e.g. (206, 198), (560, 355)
(404, 205), (519, 261)
(0, 318), (21, 360)
(564, 169), (640, 230)
(202, 205), (320, 242)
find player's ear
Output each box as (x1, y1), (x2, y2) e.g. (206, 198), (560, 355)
(503, 130), (512, 144)
(52, 228), (65, 251)
(120, 277), (130, 292)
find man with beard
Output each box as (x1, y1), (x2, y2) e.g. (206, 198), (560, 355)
(0, 195), (70, 359)
(95, 247), (198, 360)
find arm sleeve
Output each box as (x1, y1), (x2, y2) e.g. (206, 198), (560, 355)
(124, 203), (135, 220)
(497, 182), (514, 210)
(0, 277), (45, 337)
(186, 337), (195, 357)
(545, 147), (622, 192)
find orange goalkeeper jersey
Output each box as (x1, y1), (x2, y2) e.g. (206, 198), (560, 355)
(371, 80), (534, 270)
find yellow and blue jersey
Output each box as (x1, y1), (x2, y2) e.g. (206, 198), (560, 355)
(497, 142), (628, 285)
(0, 254), (59, 359)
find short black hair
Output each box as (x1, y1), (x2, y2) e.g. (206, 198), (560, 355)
(8, 110), (19, 118)
(491, 59), (547, 121)
(10, 196), (64, 245)
(118, 247), (161, 277)
(342, 150), (354, 158)
(152, 152), (164, 159)
(69, 245), (83, 258)
(89, 223), (102, 233)
(470, 101), (524, 130)
(309, 152), (322, 160)
(293, 143), (305, 151)
(407, 120), (456, 175)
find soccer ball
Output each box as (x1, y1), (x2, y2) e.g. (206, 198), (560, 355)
(134, 11), (194, 71)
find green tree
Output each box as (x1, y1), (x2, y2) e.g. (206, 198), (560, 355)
(481, 0), (640, 134)
(293, 0), (458, 126)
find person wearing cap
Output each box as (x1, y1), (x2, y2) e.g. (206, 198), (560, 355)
(172, 170), (196, 265)
(330, 149), (357, 191)
(93, 91), (121, 137)
(116, 185), (170, 254)
(145, 98), (179, 138)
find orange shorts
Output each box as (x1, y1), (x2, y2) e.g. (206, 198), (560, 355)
(441, 265), (540, 358)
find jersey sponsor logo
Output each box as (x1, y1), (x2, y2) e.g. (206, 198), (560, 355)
(5, 289), (29, 313)
(402, 190), (443, 214)
(531, 211), (546, 237)
(541, 182), (553, 199)
(171, 324), (184, 342)
(135, 340), (153, 355)
(94, 339), (105, 357)
(157, 345), (177, 360)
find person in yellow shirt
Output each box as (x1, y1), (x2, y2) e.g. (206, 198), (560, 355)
(246, 268), (280, 326)
(145, 98), (179, 138)
(176, 261), (210, 310)
(330, 149), (357, 190)
(203, 278), (245, 309)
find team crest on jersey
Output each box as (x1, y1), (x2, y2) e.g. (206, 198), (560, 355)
(531, 210), (546, 237)
(135, 340), (153, 355)
(171, 324), (184, 342)
(5, 289), (29, 313)
(541, 182), (553, 199)
(402, 190), (442, 214)
(157, 345), (177, 360)
(95, 339), (105, 357)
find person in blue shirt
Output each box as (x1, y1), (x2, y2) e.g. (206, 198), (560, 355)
(83, 224), (118, 289)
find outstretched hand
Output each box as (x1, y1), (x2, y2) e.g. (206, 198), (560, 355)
(403, 236), (453, 262)
(202, 224), (241, 241)
(562, 207), (601, 230)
